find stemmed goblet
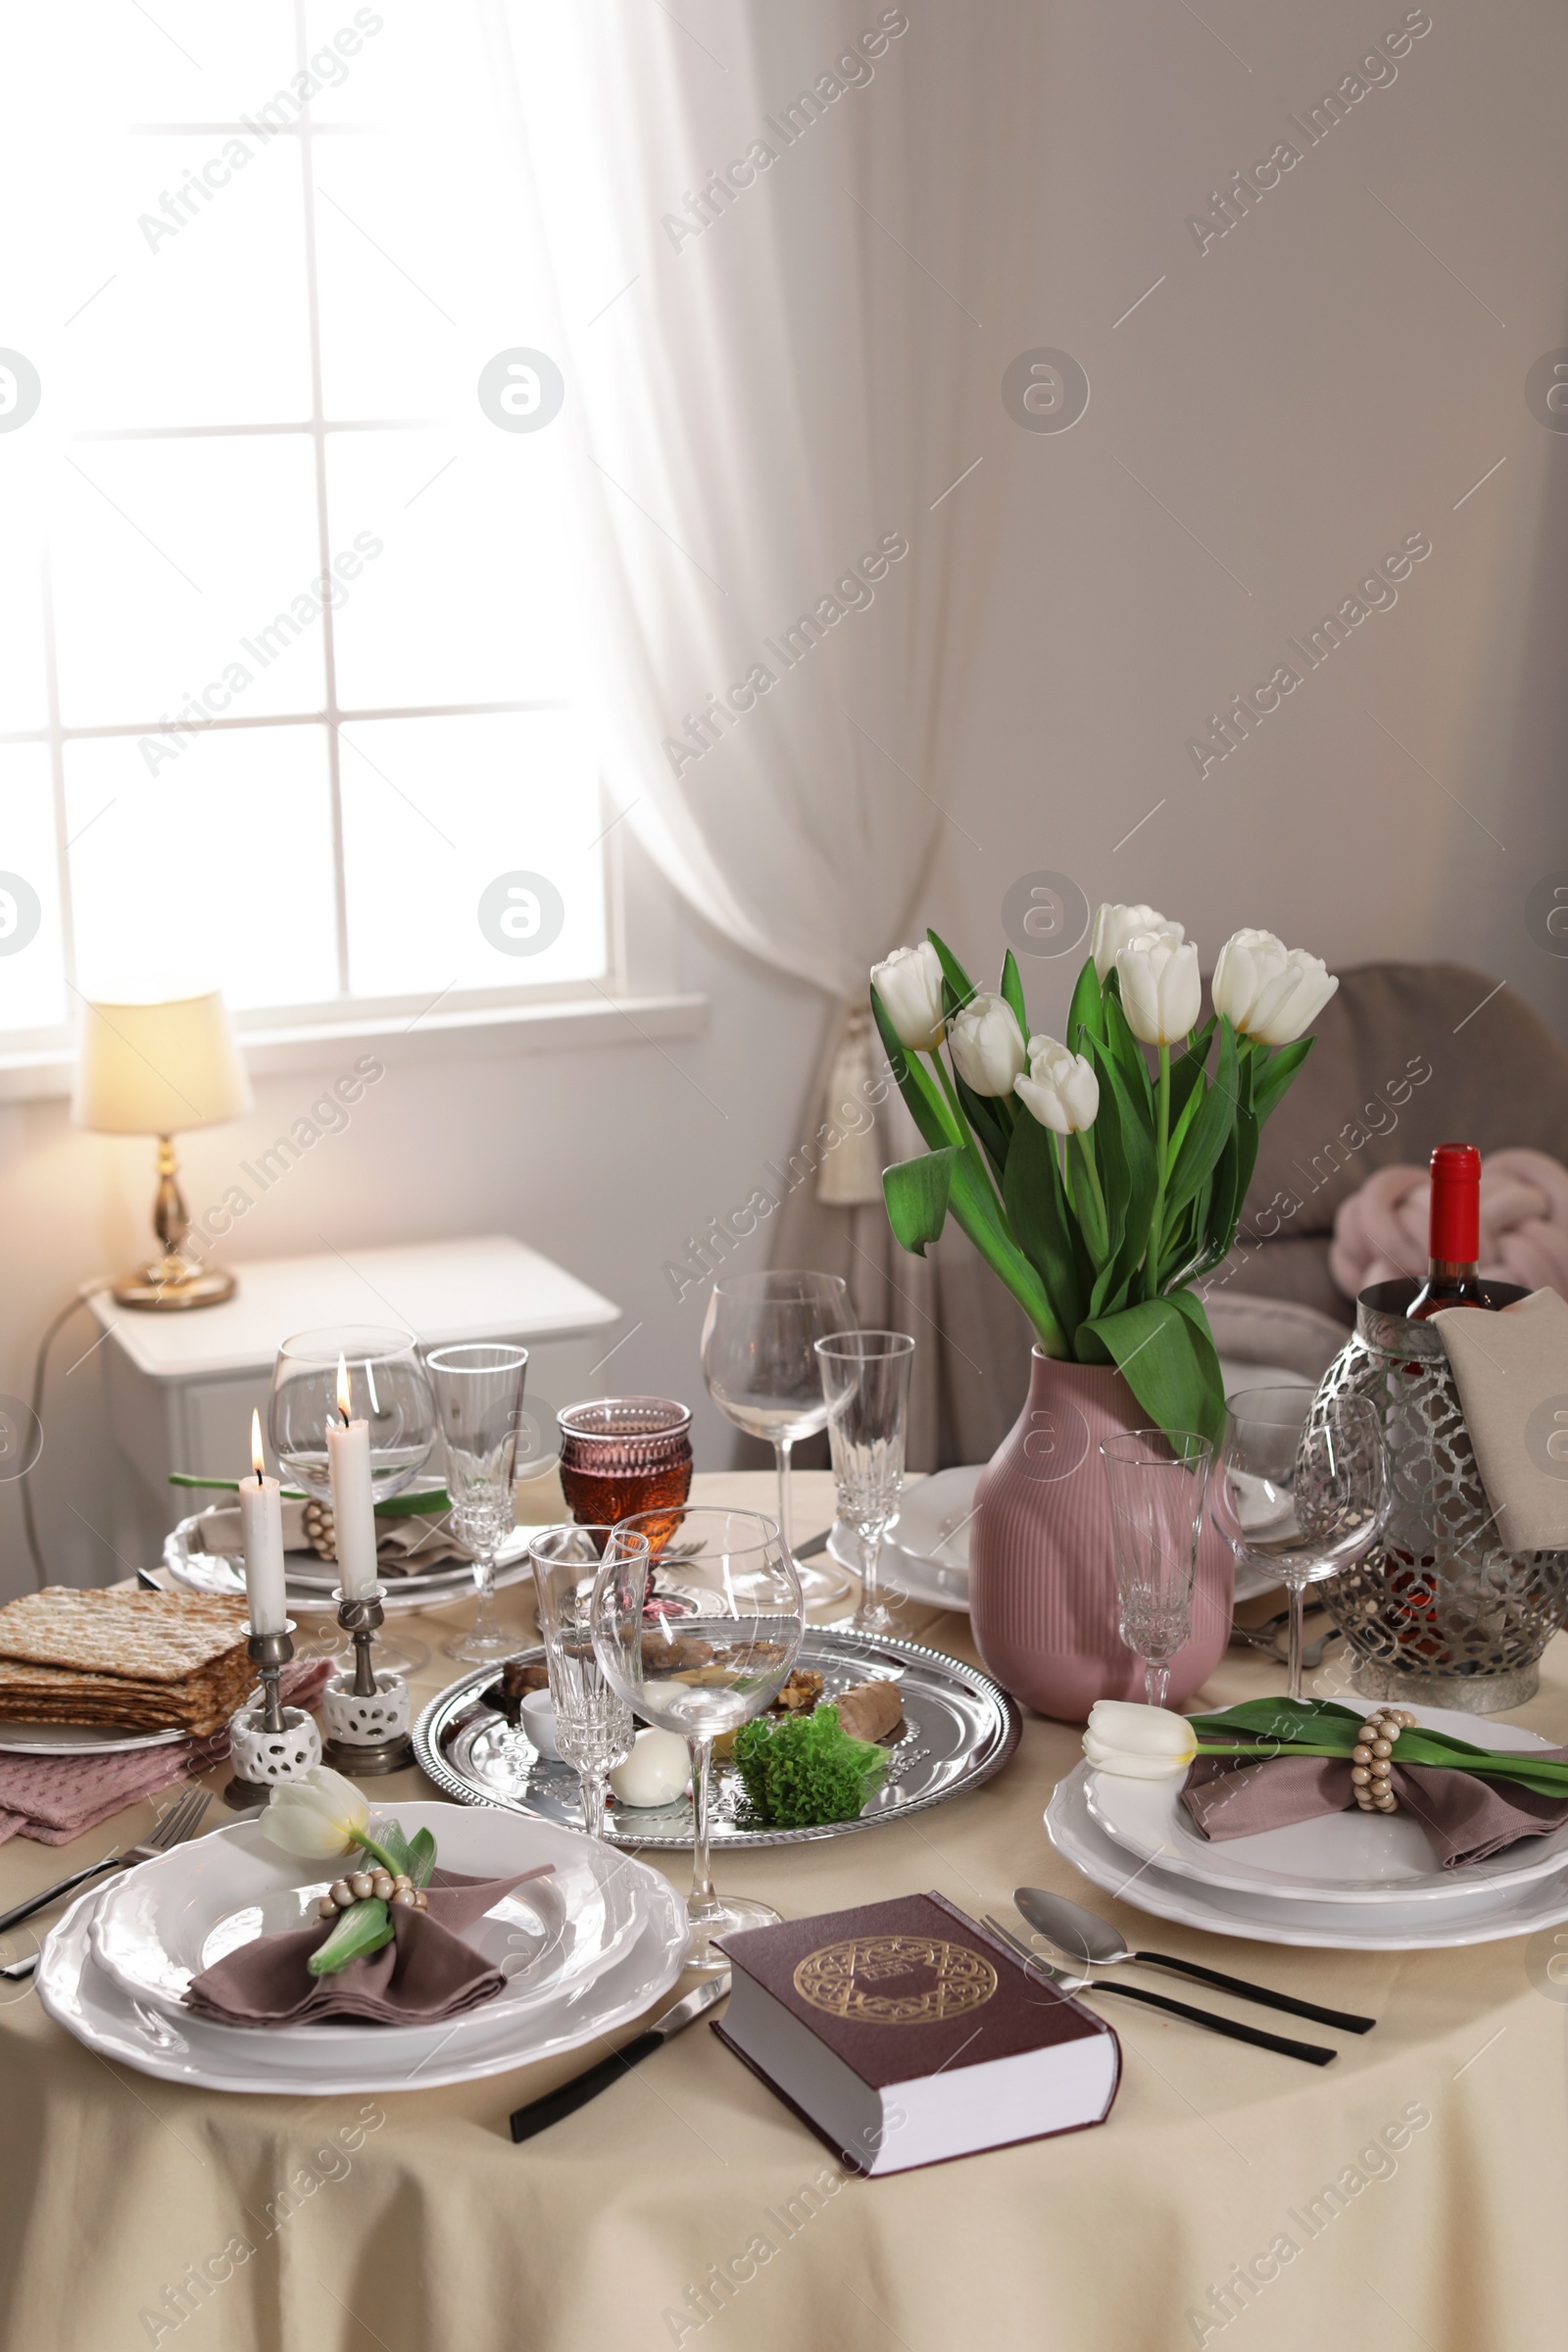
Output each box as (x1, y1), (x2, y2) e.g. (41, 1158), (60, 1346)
(813, 1330), (914, 1637)
(592, 1505), (803, 1971)
(528, 1524), (646, 1839)
(426, 1342), (529, 1663)
(700, 1271), (856, 1607)
(269, 1325), (436, 1674)
(1209, 1387), (1390, 1702)
(1100, 1429), (1213, 1705)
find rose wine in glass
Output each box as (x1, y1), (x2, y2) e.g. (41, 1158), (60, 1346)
(557, 1399), (693, 1556)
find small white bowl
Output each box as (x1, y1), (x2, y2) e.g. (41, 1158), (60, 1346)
(519, 1687), (561, 1760)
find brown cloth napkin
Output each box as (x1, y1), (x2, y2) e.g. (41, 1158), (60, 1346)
(1435, 1286), (1568, 1552)
(0, 1658), (333, 1848)
(183, 1863), (555, 2027)
(195, 1501), (472, 1575)
(1181, 1747), (1568, 1870)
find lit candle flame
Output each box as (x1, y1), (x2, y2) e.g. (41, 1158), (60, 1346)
(250, 1408), (266, 1484)
(336, 1352), (353, 1426)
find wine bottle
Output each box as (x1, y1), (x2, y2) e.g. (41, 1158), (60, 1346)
(1406, 1143), (1493, 1318)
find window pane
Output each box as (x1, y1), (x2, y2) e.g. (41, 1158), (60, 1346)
(0, 524), (49, 736)
(50, 132), (313, 434)
(340, 712), (606, 998)
(327, 426), (580, 710)
(8, 3), (298, 128)
(0, 747), (67, 1038)
(66, 727), (339, 1009)
(51, 436), (324, 729)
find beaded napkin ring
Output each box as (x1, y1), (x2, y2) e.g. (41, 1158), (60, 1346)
(315, 1868), (428, 1921)
(1350, 1708), (1417, 1814)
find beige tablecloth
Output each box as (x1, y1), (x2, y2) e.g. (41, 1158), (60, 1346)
(2, 1471), (1566, 2352)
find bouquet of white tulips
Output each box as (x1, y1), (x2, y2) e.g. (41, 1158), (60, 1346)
(869, 906), (1338, 1446)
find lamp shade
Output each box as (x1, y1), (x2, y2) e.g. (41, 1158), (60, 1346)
(73, 983), (253, 1136)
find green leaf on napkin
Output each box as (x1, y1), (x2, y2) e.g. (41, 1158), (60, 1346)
(406, 1828), (437, 1889)
(308, 1896), (394, 1976)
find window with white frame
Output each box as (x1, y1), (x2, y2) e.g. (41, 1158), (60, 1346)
(0, 0), (609, 1053)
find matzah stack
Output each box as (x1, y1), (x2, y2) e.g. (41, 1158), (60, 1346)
(0, 1588), (252, 1738)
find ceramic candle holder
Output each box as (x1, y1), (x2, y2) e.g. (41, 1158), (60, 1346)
(222, 1624), (322, 1809)
(320, 1586), (415, 1774)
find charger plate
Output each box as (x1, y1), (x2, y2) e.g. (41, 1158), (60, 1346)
(415, 1627), (1020, 1849)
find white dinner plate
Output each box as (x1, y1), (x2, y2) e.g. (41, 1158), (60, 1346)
(1046, 1764), (1568, 1949)
(1083, 1705), (1566, 1903)
(89, 1802), (650, 2038)
(0, 1720), (186, 1757)
(41, 1872), (690, 2094)
(828, 1465), (980, 1614)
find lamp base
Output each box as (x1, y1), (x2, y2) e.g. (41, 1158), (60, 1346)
(112, 1257), (236, 1310)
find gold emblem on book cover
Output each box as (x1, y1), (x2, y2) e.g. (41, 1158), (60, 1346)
(793, 1936), (998, 2026)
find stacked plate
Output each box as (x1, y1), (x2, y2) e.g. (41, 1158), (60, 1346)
(1047, 1704), (1568, 1950)
(36, 1802), (688, 2092)
(164, 1512), (537, 1618)
(828, 1466), (980, 1612)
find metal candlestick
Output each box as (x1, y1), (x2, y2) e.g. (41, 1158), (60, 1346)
(222, 1622), (323, 1809)
(320, 1586), (414, 1774)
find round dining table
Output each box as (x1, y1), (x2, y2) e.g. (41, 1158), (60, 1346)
(1, 1468), (1564, 2352)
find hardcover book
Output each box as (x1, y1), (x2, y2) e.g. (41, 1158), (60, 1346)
(714, 1891), (1120, 2175)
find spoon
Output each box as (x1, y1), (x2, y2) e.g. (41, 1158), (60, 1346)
(1013, 1886), (1375, 2034)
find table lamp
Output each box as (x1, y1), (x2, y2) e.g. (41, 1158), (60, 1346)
(73, 981), (254, 1310)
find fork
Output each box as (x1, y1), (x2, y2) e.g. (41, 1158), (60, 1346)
(0, 1786), (212, 1979)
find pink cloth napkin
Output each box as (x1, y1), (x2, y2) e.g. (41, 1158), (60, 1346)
(1181, 1745), (1568, 1869)
(184, 1864), (556, 2027)
(0, 1659), (332, 1846)
(1329, 1148), (1568, 1302)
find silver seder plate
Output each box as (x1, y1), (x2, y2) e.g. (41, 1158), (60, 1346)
(413, 1628), (1022, 1849)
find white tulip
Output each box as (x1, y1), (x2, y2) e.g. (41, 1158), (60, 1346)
(1243, 947), (1339, 1047)
(1082, 1700), (1199, 1779)
(1115, 930), (1201, 1047)
(1210, 928), (1290, 1033)
(871, 941), (946, 1052)
(262, 1765), (370, 1860)
(948, 992), (1027, 1097)
(1092, 903), (1180, 984)
(1014, 1035), (1099, 1135)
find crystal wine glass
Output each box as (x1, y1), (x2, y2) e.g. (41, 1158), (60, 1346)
(813, 1330), (914, 1637)
(700, 1271), (856, 1608)
(1210, 1386), (1390, 1702)
(269, 1326), (437, 1674)
(528, 1524), (646, 1840)
(425, 1342), (529, 1663)
(592, 1505), (803, 1971)
(1100, 1429), (1213, 1705)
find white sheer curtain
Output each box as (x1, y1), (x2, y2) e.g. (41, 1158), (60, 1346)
(486, 0), (1032, 994)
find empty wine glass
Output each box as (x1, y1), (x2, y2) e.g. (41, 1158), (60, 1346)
(528, 1524), (646, 1839)
(1100, 1430), (1213, 1706)
(426, 1342), (529, 1663)
(1210, 1387), (1390, 1702)
(700, 1271), (856, 1607)
(592, 1505), (803, 1970)
(269, 1326), (437, 1675)
(813, 1331), (915, 1637)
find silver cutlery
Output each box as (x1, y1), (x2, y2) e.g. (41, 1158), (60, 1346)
(1229, 1603), (1339, 1669)
(792, 1528), (832, 1562)
(979, 1914), (1337, 2066)
(510, 1972), (731, 2139)
(1014, 1886), (1375, 2034)
(0, 1786), (212, 1980)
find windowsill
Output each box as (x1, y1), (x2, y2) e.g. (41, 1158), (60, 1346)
(0, 992), (710, 1103)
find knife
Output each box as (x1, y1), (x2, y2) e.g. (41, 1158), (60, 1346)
(509, 1972), (730, 2141)
(793, 1528), (832, 1561)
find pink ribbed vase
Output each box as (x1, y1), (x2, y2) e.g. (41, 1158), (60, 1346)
(969, 1349), (1234, 1723)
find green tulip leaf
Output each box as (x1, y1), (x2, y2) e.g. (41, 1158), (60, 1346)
(406, 1828), (437, 1889)
(883, 1147), (961, 1255)
(870, 986), (954, 1152)
(1080, 1292), (1225, 1449)
(308, 1896), (394, 1977)
(1065, 952), (1105, 1054)
(1250, 1036), (1314, 1123)
(1004, 1111), (1084, 1337)
(1000, 948), (1029, 1045)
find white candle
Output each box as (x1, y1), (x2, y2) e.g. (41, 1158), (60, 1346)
(239, 1409), (287, 1636)
(326, 1351), (378, 1599)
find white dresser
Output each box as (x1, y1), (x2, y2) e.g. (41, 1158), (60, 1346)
(88, 1233), (621, 1508)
